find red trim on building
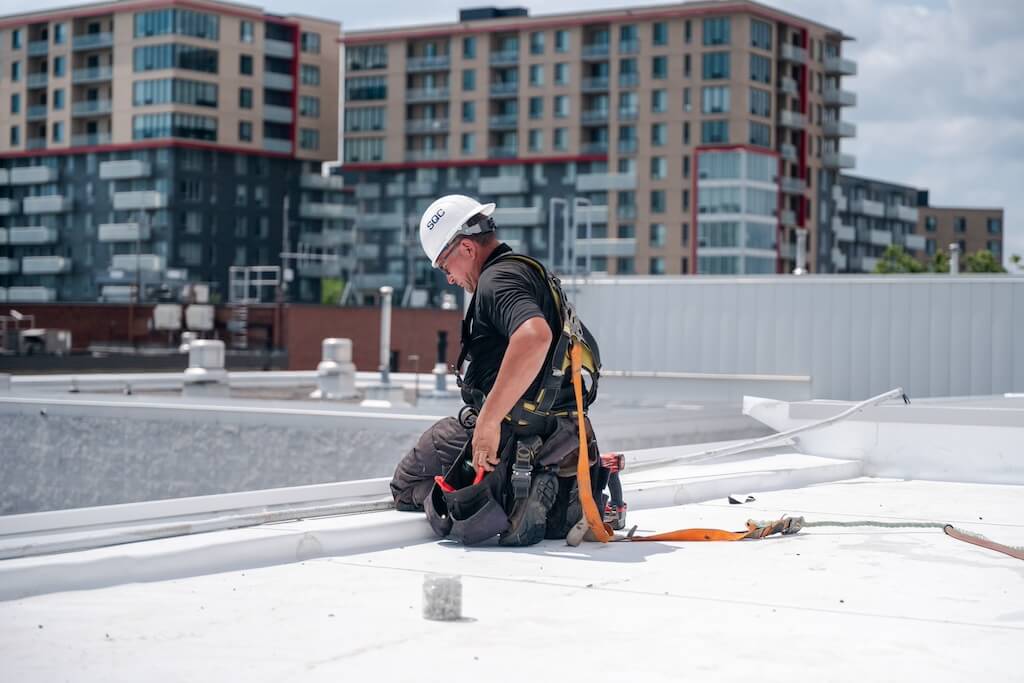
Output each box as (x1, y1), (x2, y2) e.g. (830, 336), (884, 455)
(0, 0), (293, 30)
(286, 21), (301, 157)
(343, 153), (607, 172)
(340, 4), (835, 45)
(0, 139), (293, 161)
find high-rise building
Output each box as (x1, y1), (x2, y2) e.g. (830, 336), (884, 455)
(0, 0), (346, 304)
(340, 0), (858, 302)
(831, 174), (923, 273)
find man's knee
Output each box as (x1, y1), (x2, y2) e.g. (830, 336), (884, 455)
(390, 416), (470, 510)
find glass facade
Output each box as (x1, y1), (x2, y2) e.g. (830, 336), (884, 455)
(133, 44), (219, 73)
(133, 112), (218, 141)
(133, 79), (218, 107)
(134, 9), (220, 40)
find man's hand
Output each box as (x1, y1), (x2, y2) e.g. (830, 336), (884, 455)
(471, 417), (502, 472)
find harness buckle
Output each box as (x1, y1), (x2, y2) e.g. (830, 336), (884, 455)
(511, 435), (543, 500)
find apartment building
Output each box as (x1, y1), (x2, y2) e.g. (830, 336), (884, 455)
(0, 0), (346, 304)
(915, 195), (1004, 265)
(339, 0), (858, 303)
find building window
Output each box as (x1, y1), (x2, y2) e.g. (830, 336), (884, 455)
(239, 54), (253, 75)
(652, 55), (668, 79)
(925, 216), (937, 232)
(53, 89), (64, 109)
(749, 121), (771, 148)
(702, 52), (729, 79)
(650, 156), (667, 179)
(530, 31), (545, 54)
(53, 56), (65, 77)
(650, 223), (667, 247)
(238, 87), (253, 108)
(133, 9), (220, 40)
(529, 96), (543, 119)
(132, 44), (220, 73)
(750, 54), (772, 84)
(954, 216), (967, 233)
(684, 20), (692, 44)
(345, 106), (385, 131)
(751, 19), (772, 49)
(300, 128), (320, 150)
(346, 76), (387, 100)
(617, 257), (634, 274)
(987, 217), (1002, 233)
(554, 63), (569, 85)
(133, 78), (219, 107)
(529, 64), (544, 86)
(651, 89), (667, 113)
(301, 32), (321, 54)
(463, 36), (476, 59)
(703, 17), (730, 45)
(650, 257), (666, 274)
(651, 122), (667, 146)
(554, 95), (570, 118)
(555, 30), (569, 53)
(11, 61), (21, 82)
(240, 20), (254, 43)
(926, 238), (936, 256)
(461, 132), (475, 153)
(10, 125), (20, 146)
(299, 95), (320, 118)
(683, 87), (692, 112)
(52, 121), (64, 143)
(988, 240), (1002, 257)
(462, 101), (475, 122)
(750, 87), (772, 117)
(553, 128), (567, 150)
(238, 121), (252, 141)
(301, 64), (320, 86)
(462, 68), (475, 91)
(133, 112), (218, 141)
(684, 54), (691, 78)
(347, 44), (387, 70)
(10, 93), (20, 114)
(683, 121), (690, 145)
(701, 86), (730, 113)
(54, 24), (66, 44)
(652, 21), (668, 46)
(529, 128), (543, 151)
(683, 155), (691, 178)
(12, 29), (22, 49)
(701, 120), (729, 144)
(650, 190), (666, 213)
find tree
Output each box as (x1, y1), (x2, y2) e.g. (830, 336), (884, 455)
(929, 250), (949, 273)
(964, 250), (1006, 273)
(874, 245), (924, 274)
(1011, 254), (1022, 273)
(320, 278), (344, 305)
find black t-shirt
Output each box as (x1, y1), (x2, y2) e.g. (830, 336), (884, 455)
(461, 243), (562, 405)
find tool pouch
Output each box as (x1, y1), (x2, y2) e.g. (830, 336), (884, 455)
(425, 440), (513, 545)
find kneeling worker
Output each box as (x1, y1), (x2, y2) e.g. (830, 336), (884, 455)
(390, 194), (603, 546)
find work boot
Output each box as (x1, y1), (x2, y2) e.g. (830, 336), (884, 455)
(500, 470), (558, 547)
(545, 477), (581, 540)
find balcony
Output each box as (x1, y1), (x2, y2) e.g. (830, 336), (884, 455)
(405, 149), (449, 162)
(617, 204), (637, 220)
(299, 203), (357, 220)
(355, 185), (380, 199)
(779, 209), (796, 226)
(574, 237), (636, 258)
(359, 212), (404, 229)
(488, 114), (518, 130)
(780, 44), (808, 64)
(27, 105), (48, 121)
(479, 175), (528, 195)
(352, 273), (404, 290)
(71, 132), (112, 146)
(300, 174), (345, 191)
(7, 286), (56, 302)
(831, 247), (847, 270)
(22, 256), (72, 275)
(488, 82), (517, 98)
(263, 72), (294, 90)
(407, 86), (450, 102)
(72, 66), (113, 83)
(831, 218), (855, 242)
(780, 76), (798, 95)
(619, 39), (639, 54)
(492, 205), (544, 227)
(824, 56), (857, 76)
(618, 138), (637, 154)
(9, 226), (58, 244)
(263, 105), (293, 124)
(575, 172), (636, 192)
(781, 177), (807, 194)
(407, 55), (450, 71)
(576, 204), (609, 224)
(0, 258), (17, 275)
(581, 77), (609, 92)
(489, 50), (519, 65)
(28, 40), (49, 56)
(823, 87), (857, 107)
(73, 32), (113, 50)
(355, 243), (380, 259)
(99, 222), (150, 242)
(113, 190), (168, 211)
(111, 254), (164, 272)
(618, 73), (639, 89)
(72, 99), (112, 116)
(822, 151), (856, 169)
(488, 146), (518, 159)
(0, 199), (19, 215)
(834, 190), (847, 212)
(860, 256), (879, 272)
(904, 233), (926, 251)
(26, 72), (48, 88)
(779, 143), (798, 162)
(581, 43), (610, 60)
(263, 138), (292, 154)
(823, 120), (856, 137)
(23, 195), (73, 214)
(405, 118), (449, 134)
(10, 166), (59, 185)
(264, 38), (294, 59)
(849, 198), (885, 218)
(99, 160), (151, 180)
(27, 138), (48, 150)
(580, 141), (609, 154)
(617, 108), (638, 122)
(779, 110), (807, 129)
(887, 204), (919, 223)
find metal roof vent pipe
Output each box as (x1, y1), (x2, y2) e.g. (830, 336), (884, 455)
(362, 286), (407, 405)
(792, 229), (808, 275)
(182, 339), (229, 398)
(179, 331), (198, 354)
(311, 338), (358, 400)
(949, 242), (960, 275)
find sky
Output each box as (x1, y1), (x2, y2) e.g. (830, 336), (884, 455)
(2, 0), (1021, 267)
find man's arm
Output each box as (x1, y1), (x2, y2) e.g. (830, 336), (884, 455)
(471, 316), (553, 471)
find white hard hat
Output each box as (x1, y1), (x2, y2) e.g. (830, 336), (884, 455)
(419, 194), (496, 267)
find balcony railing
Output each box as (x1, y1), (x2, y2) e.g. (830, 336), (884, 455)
(26, 72), (48, 88)
(581, 43), (610, 59)
(112, 190), (168, 211)
(99, 160), (151, 180)
(581, 109), (609, 124)
(904, 233), (926, 251)
(405, 118), (449, 133)
(488, 146), (518, 159)
(849, 198), (885, 218)
(405, 149), (449, 162)
(492, 206), (544, 227)
(780, 44), (808, 64)
(617, 108), (638, 121)
(823, 120), (856, 137)
(618, 73), (639, 88)
(263, 138), (292, 154)
(407, 55), (451, 71)
(832, 218), (855, 242)
(488, 114), (518, 129)
(263, 72), (294, 90)
(98, 222), (150, 242)
(822, 151), (856, 169)
(28, 40), (49, 56)
(618, 139), (637, 154)
(23, 195), (73, 214)
(264, 38), (294, 59)
(887, 204), (919, 223)
(263, 105), (294, 124)
(781, 177), (807, 194)
(73, 32), (113, 50)
(575, 172), (636, 192)
(479, 175), (528, 195)
(22, 256), (71, 275)
(71, 132), (112, 146)
(580, 141), (609, 154)
(9, 226), (58, 244)
(489, 50), (519, 65)
(869, 229), (893, 247)
(779, 143), (797, 162)
(823, 87), (857, 107)
(72, 66), (113, 83)
(72, 99), (113, 116)
(488, 82), (518, 97)
(26, 105), (48, 121)
(618, 39), (639, 54)
(407, 86), (450, 101)
(581, 76), (609, 92)
(300, 174), (346, 191)
(779, 110), (807, 129)
(26, 138), (47, 150)
(780, 76), (798, 95)
(824, 56), (857, 76)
